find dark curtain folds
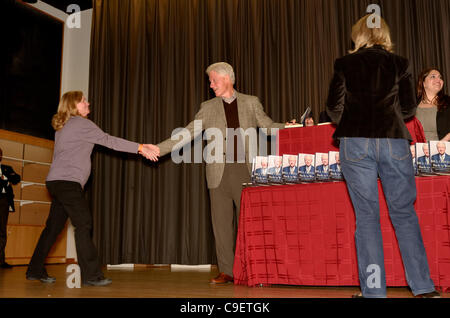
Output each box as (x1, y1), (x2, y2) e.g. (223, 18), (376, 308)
(88, 0), (450, 265)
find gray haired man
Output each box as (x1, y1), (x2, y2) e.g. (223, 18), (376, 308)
(157, 62), (294, 283)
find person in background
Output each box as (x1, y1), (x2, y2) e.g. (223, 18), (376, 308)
(416, 68), (450, 141)
(26, 91), (159, 286)
(304, 116), (314, 127)
(326, 14), (438, 298)
(0, 148), (21, 269)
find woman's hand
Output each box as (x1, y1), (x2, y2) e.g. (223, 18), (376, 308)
(140, 144), (160, 161)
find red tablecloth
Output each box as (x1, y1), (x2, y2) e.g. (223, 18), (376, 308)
(233, 176), (450, 291)
(277, 124), (339, 155)
(277, 118), (426, 156)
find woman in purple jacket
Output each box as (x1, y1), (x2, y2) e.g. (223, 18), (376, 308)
(26, 91), (159, 286)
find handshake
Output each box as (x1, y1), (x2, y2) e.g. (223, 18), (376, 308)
(139, 144), (161, 162)
(136, 117), (299, 163)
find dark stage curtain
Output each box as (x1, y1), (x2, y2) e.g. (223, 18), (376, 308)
(88, 0), (450, 265)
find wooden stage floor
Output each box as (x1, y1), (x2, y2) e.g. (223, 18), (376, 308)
(0, 263), (446, 299)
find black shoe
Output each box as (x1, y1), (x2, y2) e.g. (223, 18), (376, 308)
(83, 277), (112, 286)
(415, 290), (441, 298)
(26, 274), (56, 284)
(0, 262), (13, 269)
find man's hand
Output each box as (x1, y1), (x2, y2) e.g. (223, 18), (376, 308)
(140, 144), (160, 161)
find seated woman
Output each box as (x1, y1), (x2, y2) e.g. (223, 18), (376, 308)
(304, 116), (314, 126)
(416, 68), (450, 141)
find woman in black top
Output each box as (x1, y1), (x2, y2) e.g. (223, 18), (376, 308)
(326, 14), (438, 298)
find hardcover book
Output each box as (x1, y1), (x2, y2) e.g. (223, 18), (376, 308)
(416, 142), (433, 175)
(252, 156), (269, 184)
(298, 153), (315, 182)
(267, 155), (283, 184)
(282, 154), (299, 183)
(429, 140), (450, 173)
(251, 157), (256, 184)
(410, 144), (418, 176)
(329, 151), (343, 180)
(315, 152), (330, 181)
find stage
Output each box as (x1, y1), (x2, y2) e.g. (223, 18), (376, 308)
(0, 264), (443, 299)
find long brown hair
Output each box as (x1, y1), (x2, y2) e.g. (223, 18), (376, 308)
(51, 91), (84, 130)
(416, 68), (449, 111)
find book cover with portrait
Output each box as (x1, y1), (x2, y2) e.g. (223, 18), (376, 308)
(252, 156), (269, 184)
(267, 155), (283, 184)
(282, 154), (299, 183)
(429, 140), (450, 173)
(298, 153), (315, 182)
(329, 151), (343, 180)
(250, 157), (256, 184)
(415, 142), (433, 175)
(410, 144), (418, 176)
(315, 152), (330, 181)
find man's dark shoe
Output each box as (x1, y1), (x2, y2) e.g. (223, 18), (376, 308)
(210, 272), (233, 284)
(26, 274), (56, 283)
(0, 262), (13, 269)
(415, 290), (441, 298)
(83, 277), (112, 286)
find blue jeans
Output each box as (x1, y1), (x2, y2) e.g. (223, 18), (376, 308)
(340, 138), (435, 298)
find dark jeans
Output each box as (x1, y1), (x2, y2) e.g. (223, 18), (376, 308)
(0, 196), (9, 264)
(27, 181), (104, 282)
(340, 138), (435, 297)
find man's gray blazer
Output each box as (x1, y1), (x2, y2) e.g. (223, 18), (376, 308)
(158, 92), (285, 189)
